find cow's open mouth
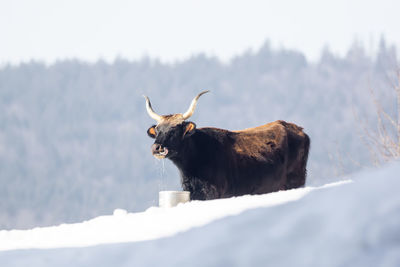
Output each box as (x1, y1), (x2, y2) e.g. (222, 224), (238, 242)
(153, 148), (169, 159)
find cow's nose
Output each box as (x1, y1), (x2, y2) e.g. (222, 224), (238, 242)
(151, 144), (168, 159)
(152, 143), (162, 154)
(151, 143), (168, 158)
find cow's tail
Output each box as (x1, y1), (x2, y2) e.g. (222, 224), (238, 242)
(285, 130), (310, 189)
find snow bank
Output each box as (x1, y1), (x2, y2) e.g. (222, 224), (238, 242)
(1, 163), (400, 267)
(0, 181), (344, 251)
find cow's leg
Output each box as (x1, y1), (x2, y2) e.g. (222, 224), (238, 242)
(182, 177), (219, 200)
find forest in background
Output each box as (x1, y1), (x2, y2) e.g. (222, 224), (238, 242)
(0, 38), (398, 229)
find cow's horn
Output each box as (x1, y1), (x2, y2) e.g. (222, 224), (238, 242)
(143, 95), (163, 122)
(182, 90), (209, 120)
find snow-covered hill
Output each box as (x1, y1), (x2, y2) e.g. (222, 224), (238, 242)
(0, 182), (341, 251)
(1, 163), (400, 267)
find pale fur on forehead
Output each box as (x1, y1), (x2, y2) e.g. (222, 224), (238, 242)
(156, 114), (185, 126)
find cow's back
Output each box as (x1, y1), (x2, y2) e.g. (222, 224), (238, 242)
(230, 120), (309, 193)
(228, 121), (290, 195)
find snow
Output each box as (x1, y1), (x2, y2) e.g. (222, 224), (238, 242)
(1, 163), (400, 267)
(1, 181), (343, 251)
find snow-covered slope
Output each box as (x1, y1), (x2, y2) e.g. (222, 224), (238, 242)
(1, 163), (400, 267)
(0, 181), (342, 251)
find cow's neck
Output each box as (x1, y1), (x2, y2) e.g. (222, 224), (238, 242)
(169, 130), (218, 178)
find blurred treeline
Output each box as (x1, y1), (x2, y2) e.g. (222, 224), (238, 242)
(0, 39), (398, 229)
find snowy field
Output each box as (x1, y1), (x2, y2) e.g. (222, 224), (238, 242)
(1, 163), (400, 267)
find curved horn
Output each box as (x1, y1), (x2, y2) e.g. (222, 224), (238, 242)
(143, 95), (163, 122)
(182, 90), (210, 120)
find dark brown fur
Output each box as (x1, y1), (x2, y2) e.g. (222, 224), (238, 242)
(148, 119), (310, 200)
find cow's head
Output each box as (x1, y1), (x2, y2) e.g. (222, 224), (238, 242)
(144, 91), (209, 159)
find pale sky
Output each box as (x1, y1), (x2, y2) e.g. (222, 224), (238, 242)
(0, 0), (399, 64)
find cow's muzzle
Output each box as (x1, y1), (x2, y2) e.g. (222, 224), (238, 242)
(152, 143), (169, 159)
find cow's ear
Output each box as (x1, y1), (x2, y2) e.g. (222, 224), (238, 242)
(147, 125), (157, 138)
(183, 122), (196, 138)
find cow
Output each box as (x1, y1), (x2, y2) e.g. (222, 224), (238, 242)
(144, 91), (310, 200)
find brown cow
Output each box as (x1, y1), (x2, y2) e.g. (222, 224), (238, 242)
(145, 91), (310, 200)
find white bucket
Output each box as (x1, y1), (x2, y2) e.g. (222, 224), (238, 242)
(159, 191), (190, 208)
